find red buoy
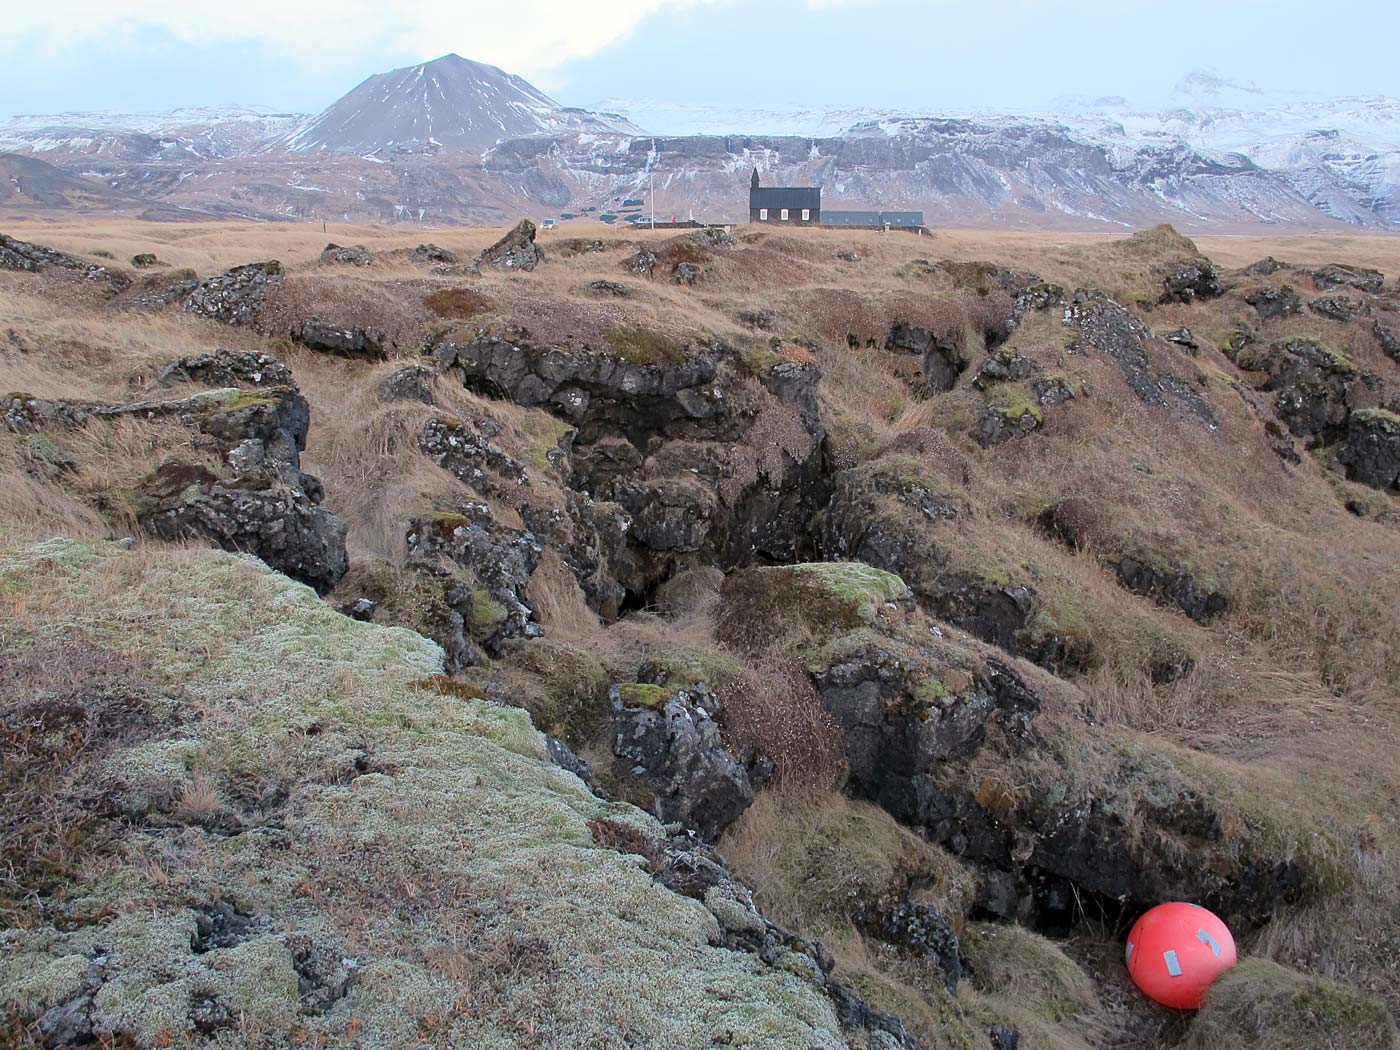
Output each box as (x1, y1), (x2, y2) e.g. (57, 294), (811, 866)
(1125, 903), (1237, 1009)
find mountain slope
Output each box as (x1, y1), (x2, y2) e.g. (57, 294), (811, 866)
(279, 53), (640, 156)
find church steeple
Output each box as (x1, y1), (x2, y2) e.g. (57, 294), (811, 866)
(751, 168), (760, 191)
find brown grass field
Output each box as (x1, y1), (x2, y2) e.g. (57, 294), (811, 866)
(3, 215), (1400, 1048)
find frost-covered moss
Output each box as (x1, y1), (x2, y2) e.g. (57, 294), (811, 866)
(0, 536), (861, 1050)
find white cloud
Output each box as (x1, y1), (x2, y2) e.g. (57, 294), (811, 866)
(2, 0), (733, 77)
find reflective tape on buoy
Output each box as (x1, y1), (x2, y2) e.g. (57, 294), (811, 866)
(1164, 950), (1183, 977)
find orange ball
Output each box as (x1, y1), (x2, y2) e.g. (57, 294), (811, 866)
(1125, 902), (1237, 1009)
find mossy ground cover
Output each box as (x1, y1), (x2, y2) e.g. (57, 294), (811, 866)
(0, 536), (864, 1050)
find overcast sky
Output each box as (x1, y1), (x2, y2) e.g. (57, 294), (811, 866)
(3, 0), (1397, 118)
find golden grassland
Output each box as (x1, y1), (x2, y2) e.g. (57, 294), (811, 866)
(3, 216), (1400, 1047)
(7, 217), (1400, 277)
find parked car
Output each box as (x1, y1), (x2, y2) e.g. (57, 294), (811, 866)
(540, 218), (557, 230)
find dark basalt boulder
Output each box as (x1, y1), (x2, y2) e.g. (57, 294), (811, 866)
(623, 248), (657, 278)
(978, 402), (1042, 447)
(0, 232), (130, 293)
(1375, 317), (1400, 363)
(1245, 286), (1303, 320)
(673, 261), (703, 285)
(318, 243), (373, 266)
(854, 898), (962, 995)
(418, 415), (528, 493)
(1110, 552), (1229, 623)
(1231, 337), (1357, 444)
(1309, 295), (1367, 322)
(139, 462), (348, 595)
(971, 350), (1035, 391)
(412, 243), (457, 264)
(1062, 291), (1214, 425)
(1033, 376), (1075, 406)
(1338, 410), (1400, 491)
(886, 322), (966, 392)
(1160, 258), (1223, 304)
(377, 364), (437, 404)
(184, 261), (284, 326)
(430, 332), (726, 444)
(613, 476), (716, 553)
(472, 219), (543, 273)
(1310, 263), (1384, 294)
(1164, 327), (1200, 353)
(1242, 256), (1288, 276)
(156, 350), (295, 391)
(586, 279), (632, 297)
(610, 682), (754, 842)
(131, 252), (159, 268)
(405, 506), (543, 649)
(289, 317), (385, 359)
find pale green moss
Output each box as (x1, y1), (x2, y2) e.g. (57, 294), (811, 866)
(0, 536), (861, 1049)
(789, 562), (909, 622)
(1353, 407), (1400, 427)
(616, 683), (672, 710)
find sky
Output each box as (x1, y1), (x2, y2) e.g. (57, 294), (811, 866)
(2, 0), (1398, 119)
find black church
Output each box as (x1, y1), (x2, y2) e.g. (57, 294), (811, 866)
(748, 170), (821, 226)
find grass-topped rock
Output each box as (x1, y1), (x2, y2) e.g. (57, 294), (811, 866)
(716, 562), (910, 654)
(1185, 959), (1400, 1050)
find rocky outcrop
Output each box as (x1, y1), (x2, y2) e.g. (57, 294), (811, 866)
(623, 248), (657, 278)
(0, 232), (130, 292)
(1110, 552), (1228, 623)
(472, 219), (543, 272)
(1245, 286), (1303, 320)
(130, 252), (159, 268)
(184, 260), (284, 326)
(412, 243), (457, 264)
(139, 459), (348, 595)
(318, 243), (373, 266)
(405, 507), (543, 649)
(4, 378), (348, 595)
(377, 363), (437, 404)
(813, 463), (1055, 663)
(978, 400), (1043, 447)
(156, 350), (295, 390)
(1376, 317), (1400, 363)
(418, 416), (528, 492)
(1062, 291), (1214, 425)
(1309, 263), (1384, 294)
(673, 261), (703, 285)
(886, 322), (966, 392)
(971, 349), (1035, 390)
(1230, 337), (1357, 444)
(610, 682), (754, 842)
(1309, 295), (1367, 322)
(1338, 410), (1400, 491)
(431, 328), (826, 604)
(289, 316), (386, 359)
(586, 279), (632, 297)
(1159, 258), (1223, 304)
(1164, 327), (1199, 353)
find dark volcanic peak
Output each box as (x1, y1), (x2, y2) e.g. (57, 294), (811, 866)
(279, 52), (639, 156)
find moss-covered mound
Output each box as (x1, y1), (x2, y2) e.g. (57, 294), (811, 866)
(0, 537), (867, 1049)
(1185, 959), (1400, 1050)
